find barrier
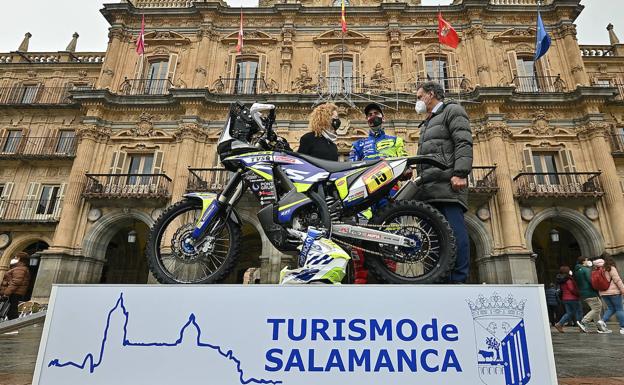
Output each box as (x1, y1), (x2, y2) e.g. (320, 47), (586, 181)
(33, 284), (557, 385)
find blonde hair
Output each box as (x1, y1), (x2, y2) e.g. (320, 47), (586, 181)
(308, 103), (337, 137)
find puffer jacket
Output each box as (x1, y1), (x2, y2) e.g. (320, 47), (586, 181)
(415, 101), (473, 211)
(573, 263), (599, 298)
(0, 263), (31, 297)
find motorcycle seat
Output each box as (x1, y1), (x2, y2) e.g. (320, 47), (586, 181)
(295, 153), (382, 173)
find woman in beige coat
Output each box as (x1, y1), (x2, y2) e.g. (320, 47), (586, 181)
(594, 256), (624, 334)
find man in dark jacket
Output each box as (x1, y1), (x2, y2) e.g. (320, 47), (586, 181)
(415, 81), (472, 283)
(0, 251), (31, 320)
(573, 256), (608, 333)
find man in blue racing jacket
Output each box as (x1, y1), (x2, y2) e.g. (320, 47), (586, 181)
(349, 102), (406, 284)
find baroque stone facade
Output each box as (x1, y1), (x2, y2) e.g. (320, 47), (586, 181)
(1, 0), (624, 301)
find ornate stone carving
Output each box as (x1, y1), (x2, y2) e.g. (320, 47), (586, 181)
(492, 28), (537, 43)
(133, 112), (155, 137)
(103, 68), (114, 77)
(405, 29), (439, 45)
(578, 121), (611, 139)
(474, 121), (512, 140)
(143, 30), (191, 46)
(78, 70), (88, 79)
(463, 24), (487, 39)
(76, 124), (112, 142)
(195, 67), (207, 76)
(529, 108), (555, 136)
(368, 63), (392, 92)
(174, 122), (206, 141)
(27, 70), (37, 78)
(292, 64), (315, 93)
(557, 24), (577, 38)
(221, 30), (277, 46)
(477, 65), (490, 74)
(313, 30), (370, 45)
(571, 65), (585, 74)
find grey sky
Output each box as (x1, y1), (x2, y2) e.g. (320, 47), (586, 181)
(0, 0), (620, 52)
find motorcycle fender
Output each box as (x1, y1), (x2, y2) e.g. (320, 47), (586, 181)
(183, 193), (242, 229)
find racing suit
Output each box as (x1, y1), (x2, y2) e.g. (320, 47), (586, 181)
(349, 128), (406, 284)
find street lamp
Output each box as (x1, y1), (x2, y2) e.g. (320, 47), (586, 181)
(549, 228), (560, 243)
(127, 230), (137, 244)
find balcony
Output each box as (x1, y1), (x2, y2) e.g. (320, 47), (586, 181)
(0, 199), (63, 223)
(133, 0), (194, 7)
(512, 75), (566, 93)
(409, 76), (474, 95)
(187, 168), (229, 192)
(83, 173), (172, 201)
(0, 135), (77, 159)
(317, 76), (366, 95)
(611, 133), (624, 156)
(0, 85), (83, 105)
(119, 78), (173, 96)
(513, 172), (604, 201)
(468, 166), (498, 204)
(590, 77), (624, 101)
(211, 77), (270, 95)
(581, 45), (616, 57)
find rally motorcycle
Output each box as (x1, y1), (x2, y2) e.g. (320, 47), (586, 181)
(146, 102), (456, 285)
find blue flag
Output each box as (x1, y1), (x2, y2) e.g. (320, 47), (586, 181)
(534, 11), (551, 61)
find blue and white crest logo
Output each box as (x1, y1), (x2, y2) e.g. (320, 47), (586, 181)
(467, 293), (530, 385)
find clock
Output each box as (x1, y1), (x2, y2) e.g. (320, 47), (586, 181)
(0, 233), (11, 249)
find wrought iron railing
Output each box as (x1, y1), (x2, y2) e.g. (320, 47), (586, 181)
(512, 75), (566, 93)
(411, 76), (474, 95)
(187, 168), (229, 192)
(488, 0), (552, 4)
(118, 78), (173, 95)
(0, 135), (77, 159)
(0, 199), (63, 223)
(84, 173), (172, 199)
(211, 77), (270, 95)
(611, 133), (624, 154)
(0, 85), (81, 105)
(513, 172), (603, 199)
(133, 0), (194, 7)
(468, 166), (498, 195)
(318, 76), (366, 95)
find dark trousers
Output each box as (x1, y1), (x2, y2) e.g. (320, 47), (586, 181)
(433, 203), (470, 283)
(7, 294), (25, 320)
(547, 304), (559, 325)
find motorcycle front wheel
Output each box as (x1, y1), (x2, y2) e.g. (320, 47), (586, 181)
(363, 200), (456, 284)
(146, 199), (241, 284)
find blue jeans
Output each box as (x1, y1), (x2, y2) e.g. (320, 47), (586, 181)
(601, 295), (624, 327)
(433, 203), (469, 283)
(558, 300), (582, 326)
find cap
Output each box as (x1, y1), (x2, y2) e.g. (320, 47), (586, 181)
(364, 102), (384, 117)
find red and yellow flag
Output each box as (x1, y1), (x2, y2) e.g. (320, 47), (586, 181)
(341, 0), (347, 33)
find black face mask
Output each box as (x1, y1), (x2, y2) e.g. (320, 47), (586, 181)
(368, 116), (383, 128)
(331, 118), (341, 130)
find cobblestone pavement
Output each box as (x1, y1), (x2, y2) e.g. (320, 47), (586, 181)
(1, 323), (623, 385)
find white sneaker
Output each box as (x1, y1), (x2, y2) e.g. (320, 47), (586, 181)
(597, 328), (613, 334)
(597, 320), (608, 332)
(2, 331), (18, 335)
(577, 321), (588, 333)
(620, 328), (624, 335)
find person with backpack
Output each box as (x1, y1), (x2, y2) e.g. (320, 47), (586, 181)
(574, 256), (608, 333)
(544, 283), (560, 326)
(554, 265), (582, 333)
(593, 255), (624, 334)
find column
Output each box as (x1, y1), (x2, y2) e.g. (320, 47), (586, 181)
(97, 28), (124, 90)
(560, 25), (589, 87)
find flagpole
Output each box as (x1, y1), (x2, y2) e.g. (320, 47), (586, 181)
(341, 0), (345, 96)
(437, 5), (442, 83)
(138, 14), (145, 88)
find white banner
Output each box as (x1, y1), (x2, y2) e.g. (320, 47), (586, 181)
(33, 285), (557, 385)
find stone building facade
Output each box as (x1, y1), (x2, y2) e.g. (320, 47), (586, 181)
(1, 0), (624, 301)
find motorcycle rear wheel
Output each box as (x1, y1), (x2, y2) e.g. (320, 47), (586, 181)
(364, 200), (456, 284)
(146, 199), (241, 284)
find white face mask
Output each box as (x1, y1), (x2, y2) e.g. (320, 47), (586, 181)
(585, 260), (593, 267)
(10, 258), (18, 265)
(415, 100), (427, 114)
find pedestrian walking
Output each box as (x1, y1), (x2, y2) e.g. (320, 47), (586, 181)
(574, 256), (608, 333)
(554, 265), (582, 333)
(0, 252), (31, 321)
(594, 255), (624, 334)
(544, 283), (560, 326)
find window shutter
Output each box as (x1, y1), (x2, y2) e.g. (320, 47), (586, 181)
(22, 182), (40, 219)
(34, 84), (43, 103)
(536, 55), (554, 90)
(416, 52), (426, 83)
(353, 52), (361, 92)
(560, 148), (578, 188)
(152, 150), (164, 174)
(56, 183), (67, 217)
(167, 53), (179, 87)
(507, 51), (518, 84)
(258, 53), (268, 93)
(109, 150), (127, 174)
(0, 182), (14, 218)
(446, 52), (459, 92)
(45, 128), (57, 155)
(17, 128), (29, 153)
(226, 55), (235, 78)
(522, 148), (534, 172)
(320, 53), (328, 81)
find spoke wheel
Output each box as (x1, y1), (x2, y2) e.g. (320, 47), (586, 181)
(146, 199), (241, 284)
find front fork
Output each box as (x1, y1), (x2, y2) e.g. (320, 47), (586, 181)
(190, 170), (244, 240)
